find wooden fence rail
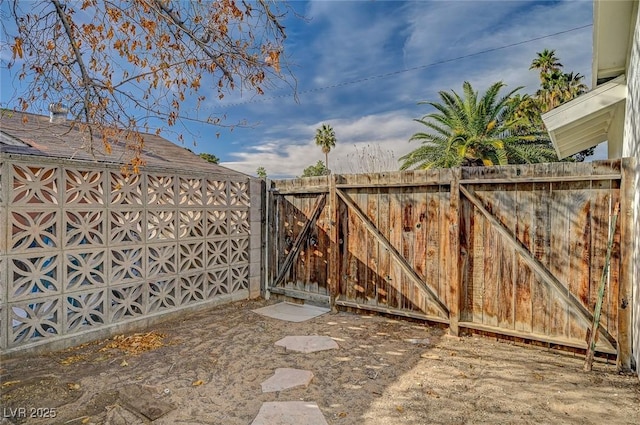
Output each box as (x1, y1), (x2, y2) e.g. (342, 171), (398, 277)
(267, 159), (634, 371)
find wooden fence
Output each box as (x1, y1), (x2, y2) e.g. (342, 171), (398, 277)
(267, 159), (635, 370)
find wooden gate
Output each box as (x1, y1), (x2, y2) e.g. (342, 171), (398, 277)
(457, 162), (626, 356)
(266, 159), (634, 366)
(267, 177), (332, 305)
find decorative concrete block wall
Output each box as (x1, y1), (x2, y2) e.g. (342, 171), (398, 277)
(0, 154), (261, 355)
(249, 179), (265, 299)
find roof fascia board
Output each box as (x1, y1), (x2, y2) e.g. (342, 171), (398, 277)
(542, 75), (626, 158)
(542, 75), (626, 130)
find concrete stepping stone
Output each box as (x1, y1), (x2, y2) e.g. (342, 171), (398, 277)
(275, 335), (338, 353)
(252, 302), (330, 322)
(251, 401), (328, 425)
(117, 384), (175, 421)
(104, 404), (145, 425)
(261, 368), (314, 393)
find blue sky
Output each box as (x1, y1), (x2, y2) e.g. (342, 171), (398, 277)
(1, 1), (603, 178)
(212, 0), (602, 177)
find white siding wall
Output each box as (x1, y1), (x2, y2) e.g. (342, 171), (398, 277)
(622, 3), (640, 378)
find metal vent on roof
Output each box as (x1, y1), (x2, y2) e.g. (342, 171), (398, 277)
(49, 103), (69, 123)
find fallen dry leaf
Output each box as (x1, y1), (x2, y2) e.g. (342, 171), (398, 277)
(100, 331), (166, 355)
(2, 380), (20, 388)
(61, 354), (87, 365)
(68, 383), (81, 390)
(395, 405), (404, 413)
(120, 359), (129, 367)
(192, 380), (204, 386)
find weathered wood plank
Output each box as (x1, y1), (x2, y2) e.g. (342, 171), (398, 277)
(338, 183), (349, 299)
(566, 167), (592, 341)
(412, 172), (428, 282)
(459, 322), (616, 356)
(277, 181), (293, 285)
(471, 197), (485, 325)
(425, 181), (440, 312)
(270, 287), (330, 305)
(366, 176), (380, 305)
(312, 179), (331, 295)
(495, 179), (516, 330)
(266, 182), (276, 291)
(400, 172), (413, 311)
(346, 188), (359, 301)
(377, 174), (391, 307)
(617, 157), (634, 372)
(335, 298), (449, 325)
(514, 179), (533, 333)
(448, 168), (461, 335)
(589, 175), (611, 346)
(328, 175), (340, 302)
(355, 176), (369, 303)
(301, 186), (312, 292)
(532, 170), (550, 336)
(439, 172), (451, 311)
(548, 164), (569, 339)
(388, 175), (403, 310)
(459, 174), (621, 185)
(459, 184), (473, 323)
(607, 178), (621, 341)
(482, 190), (499, 328)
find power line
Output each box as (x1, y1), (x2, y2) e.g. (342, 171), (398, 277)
(215, 23), (592, 108)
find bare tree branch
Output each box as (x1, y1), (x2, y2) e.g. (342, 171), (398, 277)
(3, 0), (293, 173)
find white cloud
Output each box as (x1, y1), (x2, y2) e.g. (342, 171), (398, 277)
(222, 110), (417, 178)
(192, 1), (597, 177)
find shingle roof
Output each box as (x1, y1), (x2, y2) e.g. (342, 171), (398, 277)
(0, 110), (243, 175)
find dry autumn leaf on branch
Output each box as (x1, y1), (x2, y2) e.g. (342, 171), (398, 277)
(3, 0), (294, 173)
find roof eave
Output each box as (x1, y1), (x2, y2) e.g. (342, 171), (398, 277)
(592, 0), (637, 87)
(542, 75), (627, 159)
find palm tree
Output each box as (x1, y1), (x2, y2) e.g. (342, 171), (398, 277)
(561, 71), (588, 100)
(400, 81), (558, 170)
(314, 124), (336, 172)
(537, 70), (589, 112)
(526, 49), (594, 162)
(530, 49), (562, 82)
(538, 69), (566, 111)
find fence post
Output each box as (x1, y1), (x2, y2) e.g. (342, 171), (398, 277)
(617, 157), (634, 373)
(449, 168), (461, 336)
(249, 178), (264, 299)
(328, 174), (339, 308)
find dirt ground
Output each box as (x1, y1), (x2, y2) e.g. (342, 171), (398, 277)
(1, 298), (639, 425)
